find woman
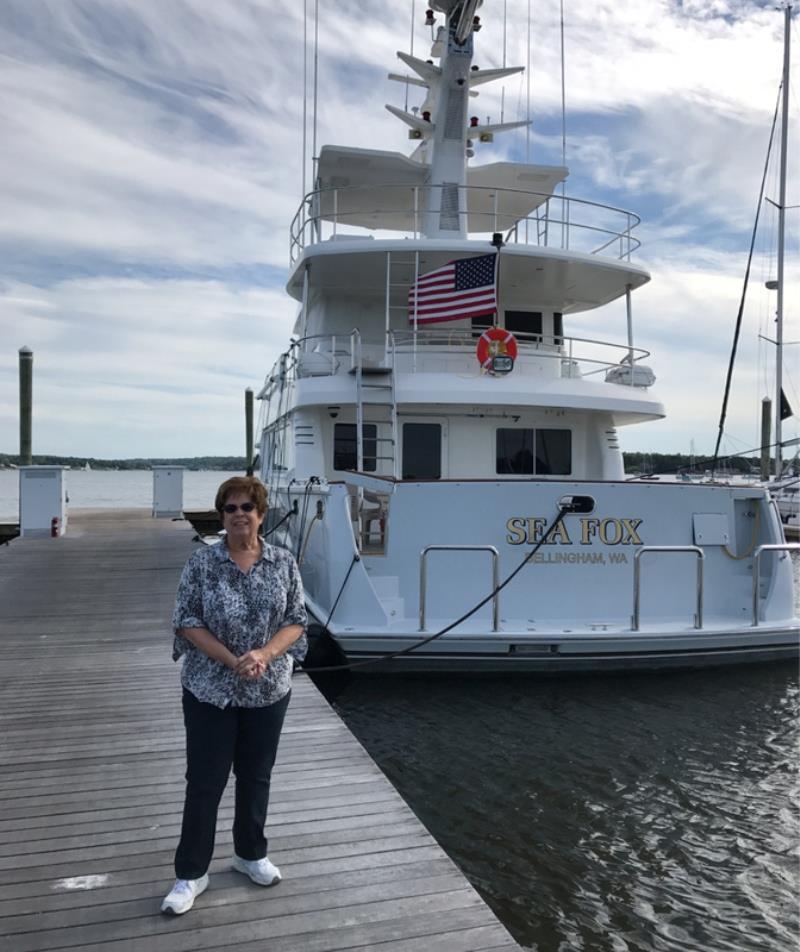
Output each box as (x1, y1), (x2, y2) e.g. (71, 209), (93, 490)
(162, 476), (307, 915)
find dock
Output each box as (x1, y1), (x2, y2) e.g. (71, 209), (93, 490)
(0, 509), (520, 952)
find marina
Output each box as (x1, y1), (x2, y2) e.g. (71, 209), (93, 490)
(0, 509), (519, 951)
(0, 2), (799, 950)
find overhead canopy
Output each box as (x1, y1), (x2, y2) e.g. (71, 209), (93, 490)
(314, 146), (568, 233)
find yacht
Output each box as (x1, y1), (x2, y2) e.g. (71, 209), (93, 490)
(257, 0), (799, 671)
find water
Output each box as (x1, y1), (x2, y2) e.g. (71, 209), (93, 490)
(336, 665), (799, 952)
(2, 469), (797, 950)
(0, 468), (242, 519)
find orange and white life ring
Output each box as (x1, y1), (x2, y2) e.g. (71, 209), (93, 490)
(476, 327), (518, 371)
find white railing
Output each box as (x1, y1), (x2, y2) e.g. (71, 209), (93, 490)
(289, 184), (641, 265)
(265, 330), (650, 385)
(257, 328), (652, 434)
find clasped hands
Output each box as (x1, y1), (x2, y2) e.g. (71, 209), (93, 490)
(233, 647), (274, 681)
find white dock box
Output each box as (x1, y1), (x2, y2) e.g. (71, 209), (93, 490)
(19, 466), (68, 538)
(152, 466), (184, 518)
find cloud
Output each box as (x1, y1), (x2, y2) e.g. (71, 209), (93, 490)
(0, 0), (797, 460)
(0, 277), (296, 456)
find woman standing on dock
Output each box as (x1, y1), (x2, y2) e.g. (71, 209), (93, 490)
(162, 476), (307, 915)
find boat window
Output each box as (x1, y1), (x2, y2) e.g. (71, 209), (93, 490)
(505, 311), (542, 339)
(553, 312), (563, 345)
(471, 314), (493, 337)
(496, 428), (571, 475)
(402, 423), (441, 479)
(496, 428), (534, 474)
(333, 423), (377, 472)
(536, 429), (571, 475)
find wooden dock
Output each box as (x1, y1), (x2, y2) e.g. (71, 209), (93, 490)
(0, 509), (519, 952)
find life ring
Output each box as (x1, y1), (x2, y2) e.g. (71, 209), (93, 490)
(477, 327), (518, 371)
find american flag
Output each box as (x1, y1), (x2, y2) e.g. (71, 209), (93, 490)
(408, 254), (498, 325)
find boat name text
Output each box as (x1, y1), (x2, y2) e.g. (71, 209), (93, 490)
(505, 517), (643, 546)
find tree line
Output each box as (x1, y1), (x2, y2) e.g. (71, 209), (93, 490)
(0, 451), (767, 476)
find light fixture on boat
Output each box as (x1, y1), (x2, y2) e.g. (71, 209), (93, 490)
(473, 16), (481, 30)
(422, 110), (431, 122)
(425, 8), (436, 25)
(765, 279), (779, 290)
(558, 495), (596, 514)
(470, 116), (479, 127)
(327, 405), (340, 418)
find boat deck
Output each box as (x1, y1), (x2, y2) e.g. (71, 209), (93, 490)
(0, 509), (519, 952)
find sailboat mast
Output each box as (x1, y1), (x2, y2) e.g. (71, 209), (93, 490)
(775, 2), (791, 480)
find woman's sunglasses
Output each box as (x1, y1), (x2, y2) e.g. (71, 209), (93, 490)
(222, 502), (256, 514)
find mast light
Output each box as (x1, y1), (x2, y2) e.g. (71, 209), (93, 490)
(425, 9), (436, 25)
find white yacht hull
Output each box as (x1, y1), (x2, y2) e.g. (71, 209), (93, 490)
(270, 478), (799, 673)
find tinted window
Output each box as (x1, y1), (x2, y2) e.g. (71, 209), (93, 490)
(536, 429), (571, 475)
(553, 312), (563, 345)
(471, 314), (493, 336)
(505, 311), (543, 337)
(496, 428), (534, 474)
(334, 423), (377, 472)
(402, 423), (441, 479)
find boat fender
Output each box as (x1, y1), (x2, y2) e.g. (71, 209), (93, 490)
(477, 327), (517, 374)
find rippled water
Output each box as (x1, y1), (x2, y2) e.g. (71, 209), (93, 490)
(337, 661), (800, 951)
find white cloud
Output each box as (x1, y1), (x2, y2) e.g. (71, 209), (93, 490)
(0, 0), (797, 459)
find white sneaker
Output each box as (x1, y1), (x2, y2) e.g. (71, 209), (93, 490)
(231, 854), (281, 886)
(160, 874), (209, 914)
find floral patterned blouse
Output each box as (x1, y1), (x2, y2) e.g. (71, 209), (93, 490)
(172, 539), (308, 709)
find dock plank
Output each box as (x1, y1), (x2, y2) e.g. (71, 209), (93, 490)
(0, 509), (520, 950)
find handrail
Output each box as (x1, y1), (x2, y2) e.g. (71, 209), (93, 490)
(419, 545), (500, 632)
(290, 182), (642, 264)
(265, 328), (652, 392)
(390, 328), (651, 365)
(751, 543), (800, 626)
(632, 546), (705, 631)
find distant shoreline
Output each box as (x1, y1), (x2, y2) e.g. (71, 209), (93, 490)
(0, 455), (248, 472)
(0, 452), (769, 477)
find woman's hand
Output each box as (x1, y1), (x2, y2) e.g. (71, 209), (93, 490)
(233, 647), (274, 680)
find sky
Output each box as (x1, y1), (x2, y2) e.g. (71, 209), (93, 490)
(0, 0), (798, 461)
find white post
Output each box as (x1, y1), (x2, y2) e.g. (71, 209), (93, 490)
(625, 283), (634, 380)
(774, 3), (791, 480)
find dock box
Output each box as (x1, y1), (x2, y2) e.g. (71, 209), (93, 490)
(19, 466), (68, 538)
(152, 466), (184, 519)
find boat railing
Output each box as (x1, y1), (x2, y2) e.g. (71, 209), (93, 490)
(289, 184), (641, 264)
(631, 546), (705, 631)
(751, 543), (800, 625)
(419, 545), (500, 632)
(389, 329), (651, 380)
(285, 330), (649, 380)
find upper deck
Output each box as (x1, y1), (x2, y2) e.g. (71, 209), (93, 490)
(287, 176), (649, 314)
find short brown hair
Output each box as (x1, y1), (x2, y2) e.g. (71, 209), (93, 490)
(215, 476), (268, 515)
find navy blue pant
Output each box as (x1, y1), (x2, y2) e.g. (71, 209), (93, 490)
(174, 688), (290, 880)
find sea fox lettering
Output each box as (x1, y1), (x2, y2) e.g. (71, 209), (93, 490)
(508, 516), (643, 547)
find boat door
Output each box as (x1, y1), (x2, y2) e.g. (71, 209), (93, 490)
(400, 417), (449, 480)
